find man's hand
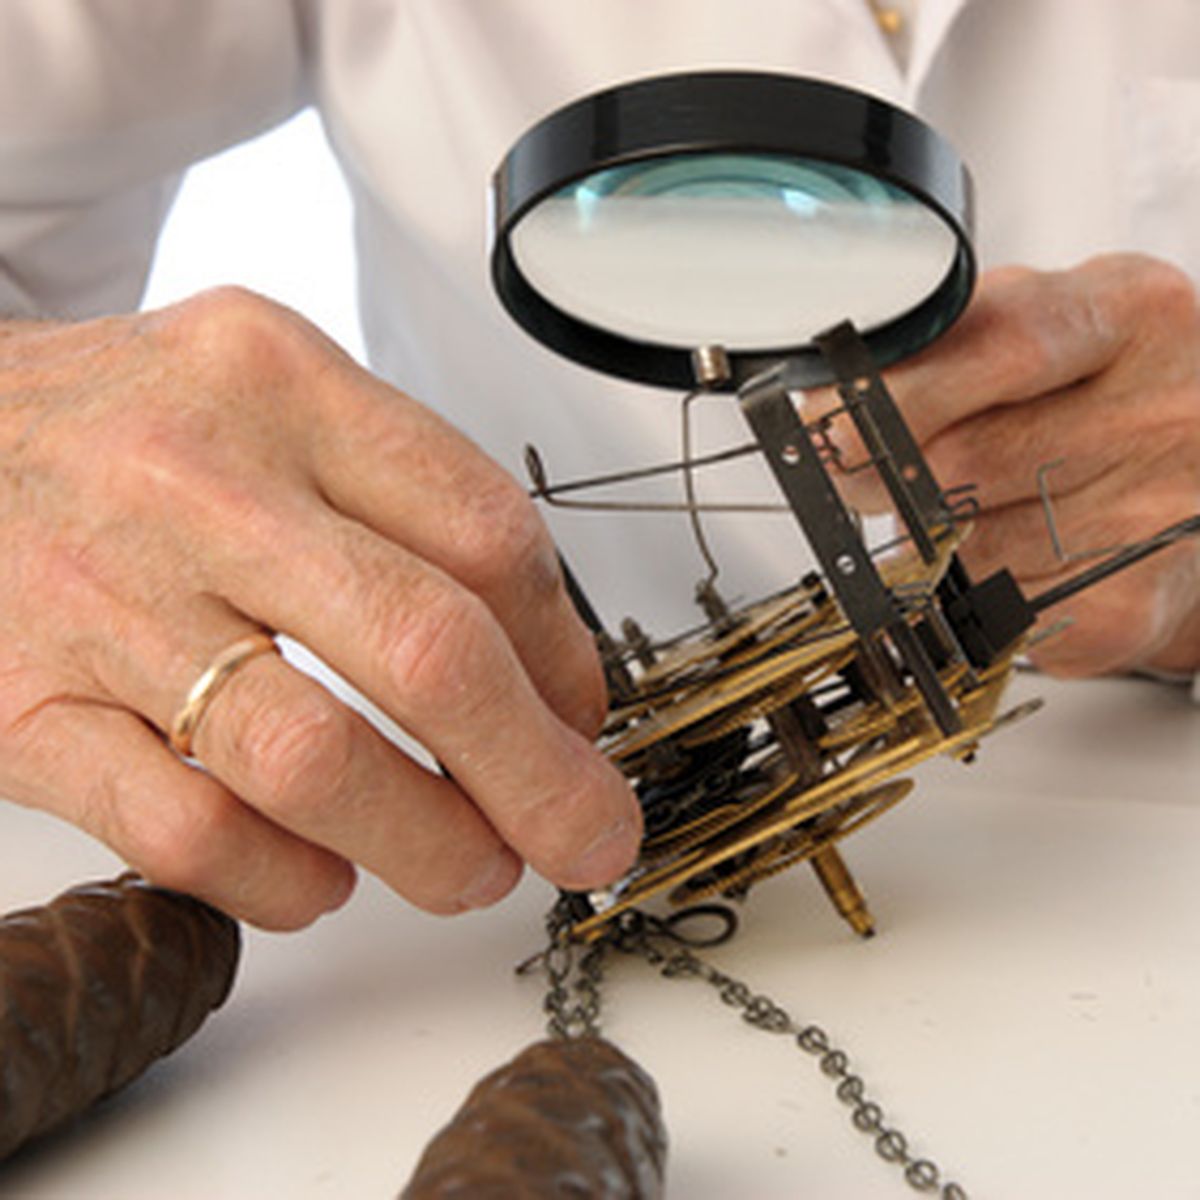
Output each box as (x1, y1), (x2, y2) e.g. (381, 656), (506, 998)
(0, 289), (642, 929)
(814, 254), (1200, 678)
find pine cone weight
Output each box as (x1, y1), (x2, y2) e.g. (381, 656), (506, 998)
(401, 1036), (668, 1199)
(0, 873), (240, 1161)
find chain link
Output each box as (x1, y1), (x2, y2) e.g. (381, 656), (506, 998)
(609, 908), (970, 1200)
(537, 897), (609, 1039)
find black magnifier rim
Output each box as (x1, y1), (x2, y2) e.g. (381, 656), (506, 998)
(490, 71), (975, 391)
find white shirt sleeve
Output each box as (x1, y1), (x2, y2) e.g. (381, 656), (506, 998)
(0, 1), (309, 319)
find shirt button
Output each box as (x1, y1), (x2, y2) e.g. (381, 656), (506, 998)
(872, 6), (905, 36)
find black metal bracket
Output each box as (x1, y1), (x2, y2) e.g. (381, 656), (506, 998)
(813, 322), (953, 564)
(738, 358), (962, 736)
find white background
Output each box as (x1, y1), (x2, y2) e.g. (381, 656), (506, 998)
(143, 109), (365, 361)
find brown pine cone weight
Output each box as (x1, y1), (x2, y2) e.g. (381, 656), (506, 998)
(0, 873), (240, 1161)
(401, 1036), (668, 1199)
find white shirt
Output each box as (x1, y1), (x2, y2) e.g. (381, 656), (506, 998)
(1, 0), (1198, 677)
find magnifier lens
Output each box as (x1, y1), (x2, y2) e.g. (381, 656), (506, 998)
(492, 72), (975, 388)
(510, 152), (958, 352)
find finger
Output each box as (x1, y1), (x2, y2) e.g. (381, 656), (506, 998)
(919, 374), (1200, 511)
(191, 499), (642, 893)
(805, 258), (1136, 489)
(3, 696), (355, 930)
(139, 290), (603, 734)
(883, 259), (1133, 445)
(951, 469), (1200, 676)
(299, 358), (608, 737)
(806, 268), (1197, 516)
(48, 440), (637, 902)
(956, 466), (1196, 583)
(186, 649), (528, 915)
(792, 274), (1118, 510)
(78, 595), (529, 915)
(1023, 544), (1199, 677)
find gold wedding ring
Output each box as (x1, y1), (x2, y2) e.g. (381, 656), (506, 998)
(169, 633), (279, 758)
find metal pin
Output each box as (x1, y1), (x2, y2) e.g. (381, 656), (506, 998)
(691, 344), (732, 389)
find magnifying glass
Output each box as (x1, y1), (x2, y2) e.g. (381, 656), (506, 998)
(491, 71), (975, 389)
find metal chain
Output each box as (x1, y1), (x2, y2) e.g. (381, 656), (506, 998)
(536, 897), (609, 1039)
(606, 908), (970, 1200)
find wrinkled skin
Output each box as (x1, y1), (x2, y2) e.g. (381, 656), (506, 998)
(1, 254), (1196, 932)
(0, 288), (641, 930)
(809, 254), (1200, 678)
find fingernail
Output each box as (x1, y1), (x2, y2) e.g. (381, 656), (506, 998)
(460, 852), (523, 910)
(565, 817), (640, 889)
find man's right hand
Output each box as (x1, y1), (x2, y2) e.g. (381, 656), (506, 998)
(0, 288), (641, 929)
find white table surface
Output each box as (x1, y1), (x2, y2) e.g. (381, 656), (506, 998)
(1, 671), (1198, 1200)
